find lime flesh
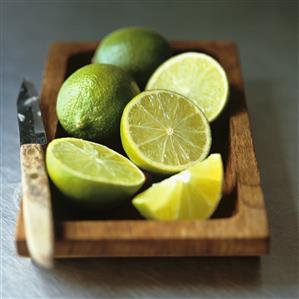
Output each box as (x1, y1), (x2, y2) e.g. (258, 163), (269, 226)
(146, 52), (229, 122)
(133, 154), (223, 220)
(120, 90), (211, 174)
(46, 137), (145, 209)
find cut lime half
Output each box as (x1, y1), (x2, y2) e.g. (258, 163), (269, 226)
(46, 137), (145, 209)
(120, 90), (211, 174)
(146, 52), (229, 122)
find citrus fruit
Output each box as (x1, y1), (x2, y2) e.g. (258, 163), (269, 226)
(56, 64), (140, 142)
(46, 137), (145, 209)
(133, 154), (223, 220)
(93, 27), (171, 86)
(146, 52), (229, 122)
(120, 90), (211, 174)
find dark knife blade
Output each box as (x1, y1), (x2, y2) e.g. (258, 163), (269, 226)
(17, 80), (47, 145)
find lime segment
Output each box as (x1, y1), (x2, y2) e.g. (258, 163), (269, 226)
(133, 154), (223, 220)
(146, 52), (229, 122)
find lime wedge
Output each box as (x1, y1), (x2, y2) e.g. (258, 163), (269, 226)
(146, 52), (229, 122)
(120, 90), (211, 175)
(46, 137), (145, 209)
(133, 154), (223, 220)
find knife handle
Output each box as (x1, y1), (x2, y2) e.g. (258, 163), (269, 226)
(20, 144), (54, 268)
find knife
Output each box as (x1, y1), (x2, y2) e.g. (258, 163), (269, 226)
(17, 80), (54, 268)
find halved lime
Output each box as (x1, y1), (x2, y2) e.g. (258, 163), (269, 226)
(133, 154), (223, 220)
(46, 138), (145, 209)
(120, 90), (211, 174)
(146, 52), (229, 122)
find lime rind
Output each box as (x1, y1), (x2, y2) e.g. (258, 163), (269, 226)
(56, 64), (140, 142)
(92, 27), (171, 86)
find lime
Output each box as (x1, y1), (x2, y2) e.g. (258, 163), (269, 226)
(146, 52), (229, 122)
(133, 154), (223, 220)
(120, 90), (211, 175)
(46, 138), (145, 209)
(56, 64), (140, 142)
(93, 27), (171, 86)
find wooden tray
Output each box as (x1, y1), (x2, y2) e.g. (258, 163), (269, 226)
(16, 41), (270, 257)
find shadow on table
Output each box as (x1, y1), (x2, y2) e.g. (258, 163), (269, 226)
(244, 80), (298, 287)
(52, 257), (261, 291)
(34, 80), (297, 296)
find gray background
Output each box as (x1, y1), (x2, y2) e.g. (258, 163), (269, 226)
(1, 0), (298, 298)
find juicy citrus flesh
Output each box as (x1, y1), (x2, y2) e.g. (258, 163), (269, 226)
(46, 138), (145, 209)
(56, 64), (140, 142)
(93, 27), (171, 87)
(132, 154), (223, 220)
(121, 90), (211, 174)
(146, 52), (229, 122)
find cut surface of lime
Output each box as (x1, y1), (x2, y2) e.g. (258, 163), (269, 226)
(146, 52), (229, 122)
(120, 90), (211, 174)
(46, 138), (145, 209)
(133, 154), (223, 220)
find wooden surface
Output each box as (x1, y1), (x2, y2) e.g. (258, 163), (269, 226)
(20, 144), (54, 266)
(16, 41), (270, 257)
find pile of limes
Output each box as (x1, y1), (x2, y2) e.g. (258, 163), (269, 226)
(47, 27), (229, 220)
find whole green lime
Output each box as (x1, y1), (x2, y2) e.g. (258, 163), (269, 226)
(93, 27), (171, 87)
(56, 64), (140, 141)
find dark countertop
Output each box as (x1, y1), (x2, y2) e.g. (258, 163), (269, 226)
(1, 1), (298, 298)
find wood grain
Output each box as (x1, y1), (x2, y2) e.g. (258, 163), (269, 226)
(16, 41), (270, 257)
(20, 144), (54, 266)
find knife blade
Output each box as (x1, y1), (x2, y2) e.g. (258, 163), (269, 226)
(17, 80), (54, 268)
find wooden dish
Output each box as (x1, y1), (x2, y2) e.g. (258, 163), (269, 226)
(16, 41), (270, 257)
